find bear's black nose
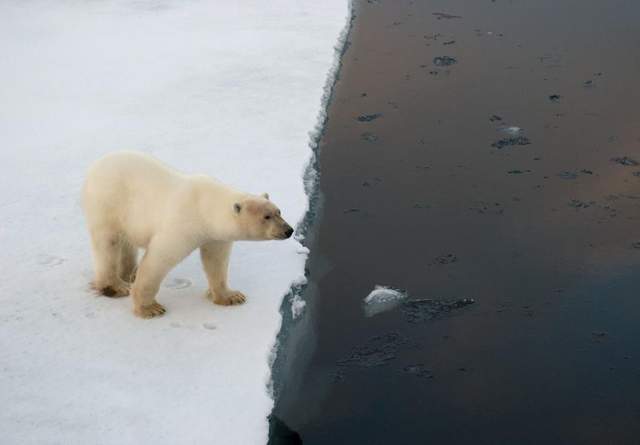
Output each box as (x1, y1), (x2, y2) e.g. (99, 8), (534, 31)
(284, 227), (294, 238)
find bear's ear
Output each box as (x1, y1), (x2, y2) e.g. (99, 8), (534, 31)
(261, 192), (270, 200)
(233, 203), (242, 214)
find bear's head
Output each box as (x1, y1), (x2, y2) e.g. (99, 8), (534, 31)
(233, 193), (294, 241)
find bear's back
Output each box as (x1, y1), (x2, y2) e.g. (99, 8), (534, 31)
(83, 151), (186, 246)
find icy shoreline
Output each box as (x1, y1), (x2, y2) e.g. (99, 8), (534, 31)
(267, 0), (355, 408)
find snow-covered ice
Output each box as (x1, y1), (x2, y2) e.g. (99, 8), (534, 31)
(363, 286), (408, 317)
(0, 1), (348, 444)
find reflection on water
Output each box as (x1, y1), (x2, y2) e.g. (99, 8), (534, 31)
(271, 0), (640, 443)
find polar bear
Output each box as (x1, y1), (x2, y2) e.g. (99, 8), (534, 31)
(82, 151), (293, 318)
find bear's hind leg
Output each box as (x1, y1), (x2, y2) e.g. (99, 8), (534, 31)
(89, 228), (130, 298)
(118, 241), (138, 284)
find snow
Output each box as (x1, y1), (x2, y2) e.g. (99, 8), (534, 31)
(290, 294), (307, 319)
(287, 276), (307, 319)
(363, 286), (408, 317)
(0, 1), (348, 444)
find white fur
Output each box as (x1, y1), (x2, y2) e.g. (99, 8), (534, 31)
(82, 151), (291, 318)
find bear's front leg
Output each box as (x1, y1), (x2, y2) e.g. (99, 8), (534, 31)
(200, 241), (246, 306)
(132, 237), (193, 318)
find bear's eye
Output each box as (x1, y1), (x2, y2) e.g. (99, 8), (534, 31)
(264, 215), (271, 220)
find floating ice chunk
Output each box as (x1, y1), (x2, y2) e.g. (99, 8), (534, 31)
(491, 135), (531, 149)
(500, 126), (522, 136)
(296, 246), (310, 255)
(291, 275), (308, 287)
(433, 56), (457, 67)
(291, 294), (306, 319)
(288, 276), (307, 319)
(363, 285), (408, 317)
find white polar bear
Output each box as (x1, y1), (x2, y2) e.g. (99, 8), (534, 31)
(82, 151), (294, 318)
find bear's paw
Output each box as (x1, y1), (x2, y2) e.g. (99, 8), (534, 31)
(210, 289), (247, 306)
(134, 302), (167, 318)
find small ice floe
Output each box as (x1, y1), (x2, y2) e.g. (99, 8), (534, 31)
(558, 171), (578, 180)
(491, 135), (531, 149)
(500, 126), (522, 136)
(290, 294), (306, 319)
(433, 56), (457, 67)
(491, 121), (530, 149)
(611, 156), (639, 167)
(549, 94), (562, 102)
(363, 285), (408, 317)
(356, 113), (382, 122)
(432, 12), (462, 20)
(360, 132), (378, 143)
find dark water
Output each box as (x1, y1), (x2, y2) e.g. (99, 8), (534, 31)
(271, 0), (640, 443)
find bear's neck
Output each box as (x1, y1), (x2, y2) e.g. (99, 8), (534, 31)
(194, 177), (248, 242)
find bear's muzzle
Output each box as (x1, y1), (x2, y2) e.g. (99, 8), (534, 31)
(281, 225), (294, 239)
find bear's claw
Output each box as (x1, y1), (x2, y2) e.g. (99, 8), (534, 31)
(210, 289), (247, 306)
(93, 281), (130, 298)
(134, 302), (166, 318)
(122, 270), (137, 284)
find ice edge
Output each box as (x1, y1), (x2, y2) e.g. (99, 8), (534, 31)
(266, 0), (356, 401)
